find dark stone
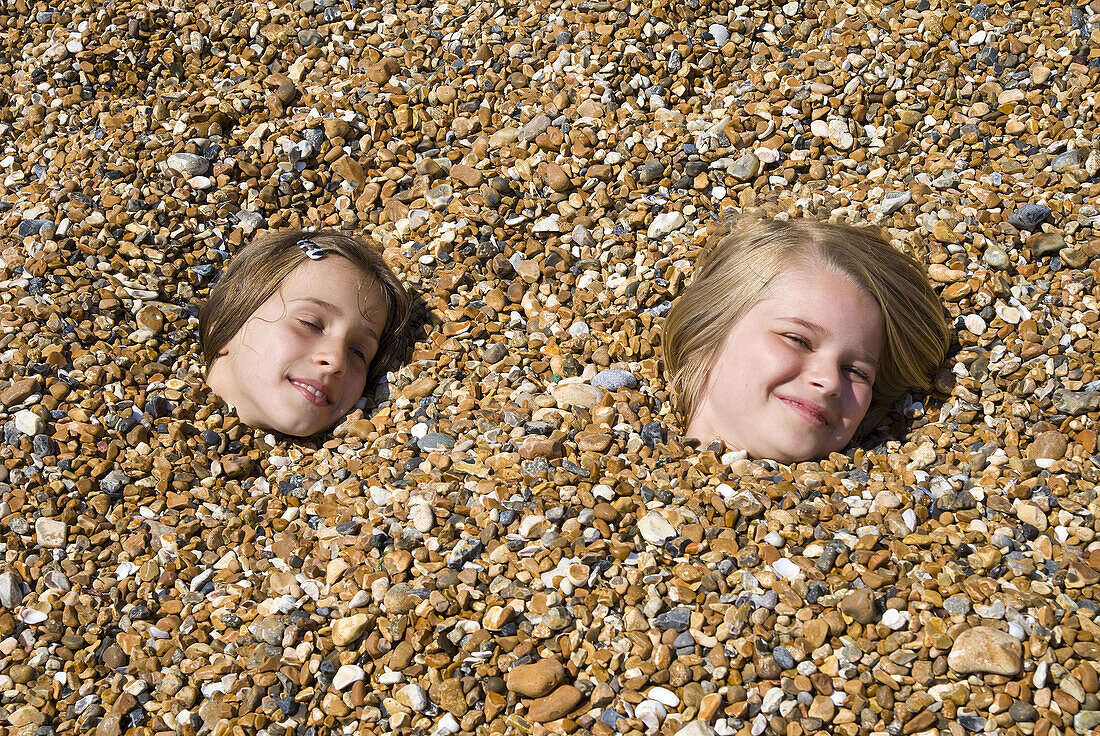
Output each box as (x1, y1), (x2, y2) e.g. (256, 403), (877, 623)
(1008, 203), (1050, 230)
(653, 606), (691, 632)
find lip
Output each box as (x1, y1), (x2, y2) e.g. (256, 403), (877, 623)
(778, 395), (830, 428)
(288, 377), (332, 406)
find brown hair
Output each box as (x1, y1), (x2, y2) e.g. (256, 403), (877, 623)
(663, 215), (950, 438)
(199, 229), (412, 392)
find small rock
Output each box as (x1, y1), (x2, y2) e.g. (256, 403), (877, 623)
(876, 191), (911, 215)
(13, 409), (43, 436)
(591, 369), (638, 390)
(417, 432), (456, 453)
(396, 683), (430, 712)
(425, 184), (453, 210)
(1008, 203), (1050, 230)
(839, 589), (876, 624)
(1050, 149), (1079, 173)
(983, 247), (1010, 270)
(333, 664), (365, 690)
(1054, 390), (1100, 416)
(674, 721), (716, 736)
(729, 152), (761, 181)
(551, 380), (605, 408)
(1029, 231), (1065, 257)
(166, 152), (209, 176)
(332, 614), (370, 646)
(1026, 430), (1067, 461)
(639, 511), (677, 544)
(648, 211), (685, 239)
(0, 377), (40, 407)
(35, 517), (66, 548)
(506, 658), (566, 698)
(0, 571), (23, 608)
(527, 684), (583, 722)
(947, 626), (1023, 676)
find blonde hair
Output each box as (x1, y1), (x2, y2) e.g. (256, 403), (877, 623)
(199, 229), (412, 392)
(663, 215), (950, 438)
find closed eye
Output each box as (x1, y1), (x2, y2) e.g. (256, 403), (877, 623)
(349, 345), (367, 361)
(845, 365), (873, 383)
(297, 318), (323, 332)
(781, 333), (812, 349)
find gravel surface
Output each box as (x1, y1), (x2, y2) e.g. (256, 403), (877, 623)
(1, 1), (1099, 736)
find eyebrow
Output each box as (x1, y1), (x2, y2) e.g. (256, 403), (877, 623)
(290, 296), (339, 313)
(779, 318), (880, 365)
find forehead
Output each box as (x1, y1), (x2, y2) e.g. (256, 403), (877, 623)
(750, 266), (884, 349)
(277, 256), (386, 325)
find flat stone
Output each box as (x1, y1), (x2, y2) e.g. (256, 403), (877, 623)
(506, 658), (566, 698)
(729, 152), (761, 181)
(0, 377), (39, 407)
(551, 380), (605, 408)
(333, 664), (365, 690)
(332, 614), (370, 647)
(1027, 430), (1067, 461)
(648, 211), (685, 239)
(527, 684), (583, 722)
(1029, 231), (1065, 257)
(0, 571), (23, 608)
(876, 191), (911, 215)
(639, 510), (677, 544)
(948, 626), (1023, 676)
(1009, 203), (1051, 230)
(165, 152), (208, 176)
(839, 589), (876, 624)
(35, 517), (66, 548)
(674, 721), (716, 736)
(591, 369), (638, 390)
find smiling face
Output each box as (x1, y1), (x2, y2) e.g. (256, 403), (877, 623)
(686, 265), (884, 463)
(206, 256), (388, 436)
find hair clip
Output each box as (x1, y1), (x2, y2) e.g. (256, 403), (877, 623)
(297, 238), (326, 260)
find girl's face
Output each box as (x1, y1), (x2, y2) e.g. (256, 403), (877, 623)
(687, 265), (883, 463)
(207, 256), (388, 436)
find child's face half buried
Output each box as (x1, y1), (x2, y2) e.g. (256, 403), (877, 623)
(207, 256), (388, 437)
(687, 266), (884, 463)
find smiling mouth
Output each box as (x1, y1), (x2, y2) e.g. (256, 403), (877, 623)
(780, 397), (829, 428)
(289, 378), (331, 406)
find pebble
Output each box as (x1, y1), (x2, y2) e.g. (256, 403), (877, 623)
(0, 571), (22, 608)
(648, 211), (686, 239)
(527, 685), (583, 722)
(1008, 203), (1051, 230)
(506, 659), (565, 698)
(639, 510), (677, 544)
(34, 517), (66, 548)
(948, 626), (1024, 676)
(591, 368), (639, 391)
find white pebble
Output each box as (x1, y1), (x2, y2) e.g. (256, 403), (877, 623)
(963, 314), (987, 334)
(635, 699), (667, 729)
(410, 504), (435, 533)
(647, 686), (680, 708)
(771, 558), (801, 580)
(333, 664), (365, 690)
(881, 609), (909, 630)
(13, 410), (42, 436)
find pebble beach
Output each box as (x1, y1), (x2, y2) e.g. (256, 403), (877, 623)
(2, 1), (1100, 735)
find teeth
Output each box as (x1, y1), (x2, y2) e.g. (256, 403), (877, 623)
(292, 381), (325, 401)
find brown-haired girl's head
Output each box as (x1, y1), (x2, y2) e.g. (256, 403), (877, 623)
(662, 215), (949, 462)
(199, 229), (411, 436)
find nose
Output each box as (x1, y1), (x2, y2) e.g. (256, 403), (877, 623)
(312, 338), (347, 374)
(807, 358), (841, 396)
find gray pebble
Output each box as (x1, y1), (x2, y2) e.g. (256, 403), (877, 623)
(591, 369), (638, 390)
(1008, 203), (1050, 230)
